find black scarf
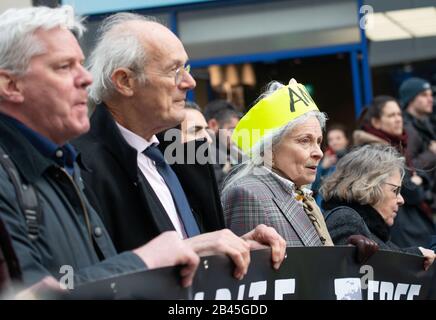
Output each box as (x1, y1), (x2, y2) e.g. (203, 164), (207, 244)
(323, 197), (390, 242)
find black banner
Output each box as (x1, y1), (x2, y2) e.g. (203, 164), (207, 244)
(70, 247), (436, 300)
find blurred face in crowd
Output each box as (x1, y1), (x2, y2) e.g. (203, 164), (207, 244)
(9, 27), (92, 144)
(181, 108), (212, 144)
(327, 129), (348, 152)
(372, 100), (403, 137)
(218, 115), (239, 150)
(133, 21), (196, 136)
(408, 89), (434, 117)
(273, 116), (323, 187)
(372, 169), (404, 227)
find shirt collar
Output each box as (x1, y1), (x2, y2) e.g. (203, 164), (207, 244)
(263, 166), (313, 198)
(115, 122), (159, 153)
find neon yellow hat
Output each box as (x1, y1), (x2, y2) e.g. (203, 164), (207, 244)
(232, 81), (319, 154)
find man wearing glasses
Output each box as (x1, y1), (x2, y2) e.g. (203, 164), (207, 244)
(74, 13), (287, 281)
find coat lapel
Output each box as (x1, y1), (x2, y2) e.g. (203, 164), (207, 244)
(258, 171), (321, 246)
(272, 196), (321, 246)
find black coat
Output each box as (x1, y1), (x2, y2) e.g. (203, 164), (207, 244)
(403, 112), (436, 212)
(73, 103), (225, 253)
(323, 198), (421, 255)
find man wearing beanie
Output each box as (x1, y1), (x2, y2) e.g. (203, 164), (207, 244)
(399, 77), (436, 213)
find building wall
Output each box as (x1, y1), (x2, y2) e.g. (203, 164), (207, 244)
(0, 0), (32, 13)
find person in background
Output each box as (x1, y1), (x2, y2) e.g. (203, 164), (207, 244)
(180, 101), (212, 144)
(399, 77), (436, 213)
(204, 100), (246, 188)
(321, 145), (435, 270)
(311, 123), (349, 205)
(353, 95), (435, 248)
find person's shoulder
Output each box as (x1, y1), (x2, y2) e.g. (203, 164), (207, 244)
(325, 205), (362, 224)
(73, 133), (110, 161)
(230, 173), (273, 191)
(222, 174), (273, 200)
(402, 112), (417, 126)
(72, 129), (101, 150)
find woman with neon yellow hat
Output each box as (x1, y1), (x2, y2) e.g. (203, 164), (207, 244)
(221, 79), (378, 257)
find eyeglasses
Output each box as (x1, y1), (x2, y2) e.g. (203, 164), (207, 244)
(174, 64), (191, 86)
(384, 182), (402, 197)
(145, 64), (191, 86)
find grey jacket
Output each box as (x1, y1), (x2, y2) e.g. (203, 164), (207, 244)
(0, 114), (146, 287)
(221, 166), (324, 247)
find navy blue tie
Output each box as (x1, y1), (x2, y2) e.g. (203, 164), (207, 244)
(143, 145), (200, 237)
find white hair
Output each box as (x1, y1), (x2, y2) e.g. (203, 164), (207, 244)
(87, 13), (161, 104)
(0, 5), (85, 75)
(222, 81), (327, 192)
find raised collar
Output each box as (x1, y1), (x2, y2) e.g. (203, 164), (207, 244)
(323, 198), (390, 242)
(0, 113), (56, 183)
(2, 114), (77, 175)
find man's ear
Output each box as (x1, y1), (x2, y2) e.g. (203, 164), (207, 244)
(208, 118), (220, 133)
(111, 68), (136, 97)
(0, 70), (24, 103)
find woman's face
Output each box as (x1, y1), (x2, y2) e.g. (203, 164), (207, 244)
(372, 170), (404, 226)
(372, 101), (403, 136)
(273, 116), (323, 187)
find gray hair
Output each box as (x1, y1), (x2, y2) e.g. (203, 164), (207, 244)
(0, 5), (85, 75)
(185, 101), (201, 112)
(87, 13), (161, 104)
(222, 81), (327, 192)
(320, 144), (405, 206)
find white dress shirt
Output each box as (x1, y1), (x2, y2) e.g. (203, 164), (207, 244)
(116, 123), (187, 239)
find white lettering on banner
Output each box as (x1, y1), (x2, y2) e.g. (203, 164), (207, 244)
(367, 280), (379, 300)
(366, 280), (421, 300)
(274, 279), (295, 300)
(407, 285), (421, 300)
(248, 281), (267, 300)
(194, 277), (422, 300)
(193, 292), (204, 300)
(194, 278), (296, 300)
(379, 281), (394, 300)
(335, 278), (421, 300)
(237, 284), (245, 300)
(215, 288), (232, 300)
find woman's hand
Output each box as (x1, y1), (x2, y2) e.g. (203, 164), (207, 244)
(418, 247), (435, 271)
